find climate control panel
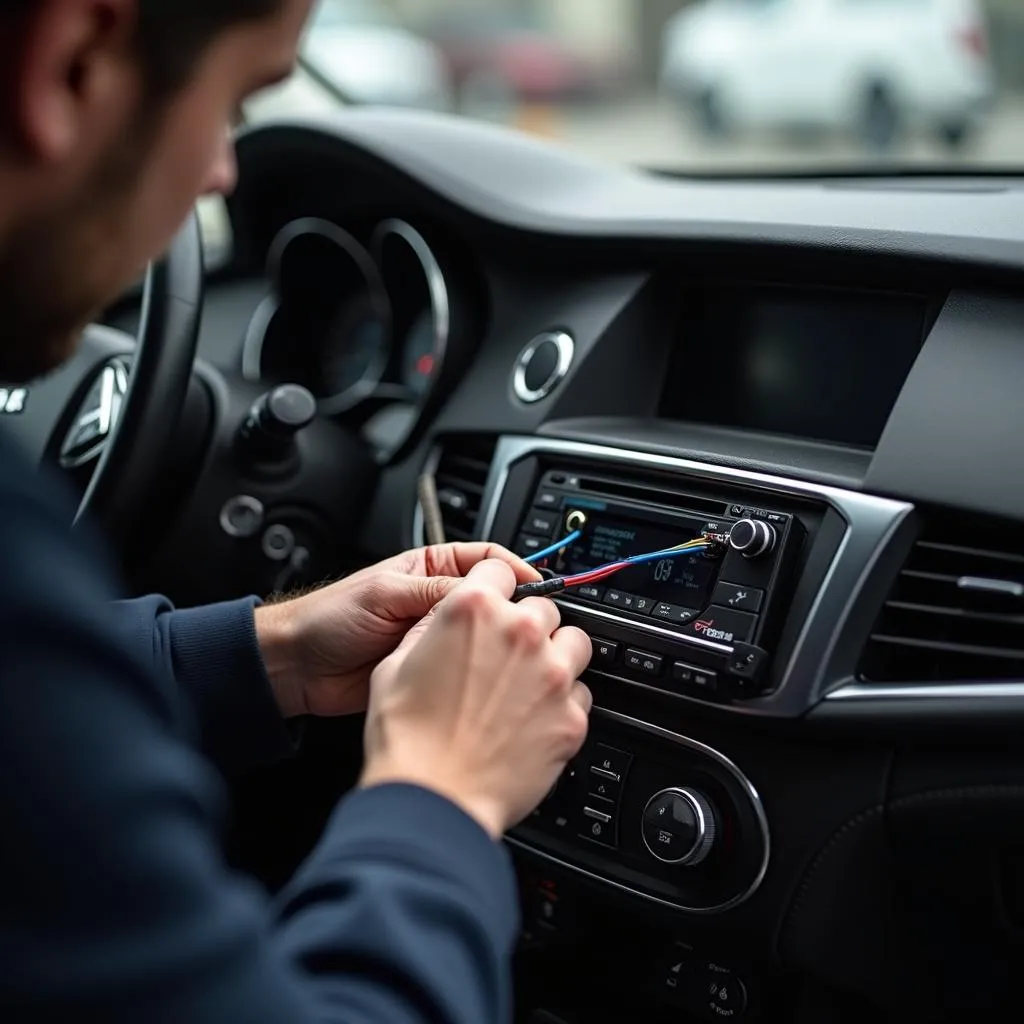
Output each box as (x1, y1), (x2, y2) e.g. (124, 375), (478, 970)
(509, 710), (770, 914)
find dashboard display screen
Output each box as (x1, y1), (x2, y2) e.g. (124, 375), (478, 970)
(556, 514), (718, 610)
(660, 285), (928, 448)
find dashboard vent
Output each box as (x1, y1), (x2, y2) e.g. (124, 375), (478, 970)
(860, 513), (1024, 684)
(428, 435), (498, 543)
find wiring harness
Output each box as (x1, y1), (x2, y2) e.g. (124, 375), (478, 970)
(513, 536), (711, 602)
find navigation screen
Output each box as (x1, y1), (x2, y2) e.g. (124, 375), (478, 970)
(555, 514), (717, 610)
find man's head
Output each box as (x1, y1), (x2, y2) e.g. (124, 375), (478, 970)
(0, 0), (314, 381)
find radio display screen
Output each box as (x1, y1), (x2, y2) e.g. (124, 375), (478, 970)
(557, 514), (718, 610)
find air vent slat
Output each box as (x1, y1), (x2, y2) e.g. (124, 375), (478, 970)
(860, 510), (1024, 685)
(428, 434), (497, 545)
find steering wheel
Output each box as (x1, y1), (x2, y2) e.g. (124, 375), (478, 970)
(5, 211), (203, 538)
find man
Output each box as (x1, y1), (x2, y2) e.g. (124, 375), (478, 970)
(0, 2), (593, 1021)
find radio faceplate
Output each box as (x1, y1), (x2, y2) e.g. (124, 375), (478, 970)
(511, 469), (805, 703)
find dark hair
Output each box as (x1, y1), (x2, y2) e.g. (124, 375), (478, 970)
(2, 0), (285, 97)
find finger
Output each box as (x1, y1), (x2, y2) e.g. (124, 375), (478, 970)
(550, 625), (593, 678)
(569, 680), (593, 715)
(513, 595), (562, 637)
(424, 542), (542, 584)
(458, 557), (519, 600)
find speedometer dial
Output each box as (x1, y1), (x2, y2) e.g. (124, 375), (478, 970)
(320, 299), (388, 401)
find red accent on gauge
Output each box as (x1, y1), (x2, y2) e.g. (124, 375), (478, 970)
(416, 354), (435, 376)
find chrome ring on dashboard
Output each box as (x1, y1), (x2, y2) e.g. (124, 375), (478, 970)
(512, 330), (575, 404)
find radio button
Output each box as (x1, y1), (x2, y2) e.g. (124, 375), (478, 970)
(516, 534), (545, 556)
(712, 582), (765, 614)
(603, 589), (634, 610)
(523, 511), (558, 536)
(653, 602), (699, 625)
(672, 662), (719, 693)
(625, 648), (664, 677)
(590, 637), (619, 666)
(533, 490), (561, 510)
(682, 606), (757, 645)
(572, 583), (604, 602)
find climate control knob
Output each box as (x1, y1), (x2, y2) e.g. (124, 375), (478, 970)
(728, 518), (777, 558)
(642, 787), (718, 866)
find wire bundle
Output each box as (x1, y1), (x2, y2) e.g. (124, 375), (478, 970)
(514, 536), (709, 602)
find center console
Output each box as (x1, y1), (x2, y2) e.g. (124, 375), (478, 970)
(476, 435), (913, 918)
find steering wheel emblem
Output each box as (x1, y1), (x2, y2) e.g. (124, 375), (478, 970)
(59, 357), (130, 469)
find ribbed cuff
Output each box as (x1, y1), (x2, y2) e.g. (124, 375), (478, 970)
(168, 597), (299, 775)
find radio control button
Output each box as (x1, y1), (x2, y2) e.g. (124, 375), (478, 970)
(533, 490), (561, 510)
(523, 511), (558, 536)
(682, 606), (757, 645)
(672, 662), (719, 692)
(712, 582), (765, 614)
(590, 744), (632, 782)
(625, 648), (663, 677)
(516, 534), (545, 556)
(653, 602), (699, 625)
(591, 637), (619, 666)
(572, 583), (604, 601)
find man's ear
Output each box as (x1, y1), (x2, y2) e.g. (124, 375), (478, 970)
(7, 0), (139, 162)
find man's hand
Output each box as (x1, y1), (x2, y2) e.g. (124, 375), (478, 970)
(254, 543), (540, 719)
(361, 558), (593, 838)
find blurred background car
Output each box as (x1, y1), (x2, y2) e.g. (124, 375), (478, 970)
(415, 8), (624, 113)
(659, 0), (994, 151)
(300, 0), (453, 111)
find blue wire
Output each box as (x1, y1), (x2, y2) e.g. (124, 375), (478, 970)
(525, 529), (582, 564)
(580, 542), (709, 578)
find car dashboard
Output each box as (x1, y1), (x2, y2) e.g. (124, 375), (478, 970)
(111, 109), (1024, 1023)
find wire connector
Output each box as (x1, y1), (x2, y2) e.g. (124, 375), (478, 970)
(512, 578), (567, 603)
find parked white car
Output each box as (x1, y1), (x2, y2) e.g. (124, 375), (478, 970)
(659, 0), (994, 150)
(300, 0), (453, 112)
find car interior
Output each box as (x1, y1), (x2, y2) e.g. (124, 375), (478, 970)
(18, 105), (1024, 1022)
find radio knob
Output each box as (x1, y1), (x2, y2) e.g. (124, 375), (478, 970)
(642, 788), (718, 866)
(728, 517), (777, 558)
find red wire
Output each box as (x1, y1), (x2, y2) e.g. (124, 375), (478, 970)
(563, 562), (629, 587)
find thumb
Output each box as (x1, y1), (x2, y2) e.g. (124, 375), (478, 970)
(383, 573), (460, 623)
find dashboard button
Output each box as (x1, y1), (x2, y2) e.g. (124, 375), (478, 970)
(625, 648), (663, 677)
(590, 637), (619, 666)
(672, 662), (719, 693)
(516, 534), (545, 556)
(572, 583), (605, 601)
(588, 770), (621, 803)
(712, 581), (764, 614)
(534, 490), (561, 510)
(590, 744), (632, 782)
(682, 606), (757, 645)
(603, 588), (630, 609)
(579, 800), (618, 847)
(631, 595), (656, 615)
(523, 510), (558, 536)
(653, 602), (699, 625)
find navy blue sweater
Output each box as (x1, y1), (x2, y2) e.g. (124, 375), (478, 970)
(0, 432), (517, 1022)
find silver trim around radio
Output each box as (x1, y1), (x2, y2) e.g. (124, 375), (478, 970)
(506, 707), (771, 915)
(474, 436), (914, 716)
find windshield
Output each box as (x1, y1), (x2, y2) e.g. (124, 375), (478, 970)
(243, 0), (1022, 173)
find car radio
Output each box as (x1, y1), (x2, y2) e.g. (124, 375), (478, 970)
(512, 469), (804, 703)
